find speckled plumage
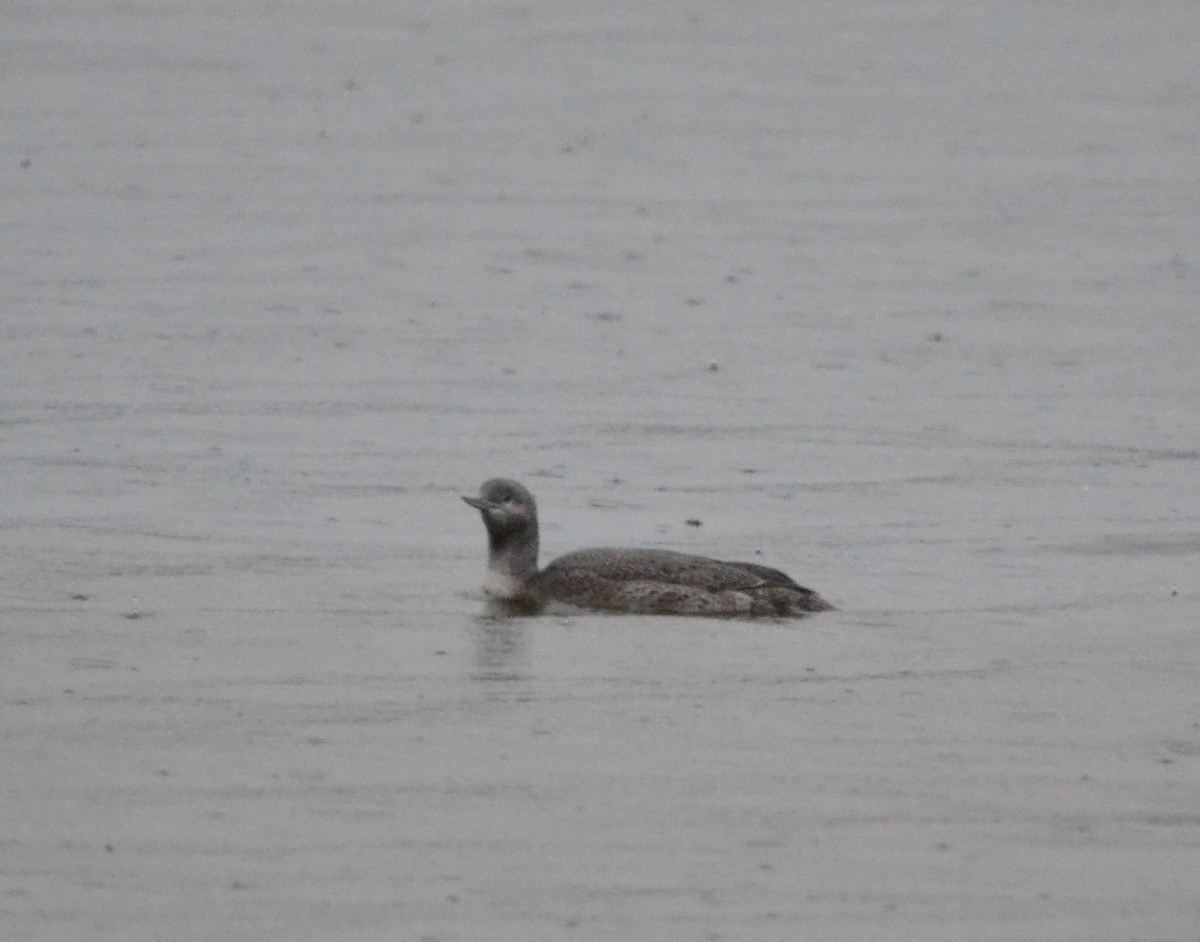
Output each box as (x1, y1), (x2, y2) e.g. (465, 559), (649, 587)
(463, 479), (833, 618)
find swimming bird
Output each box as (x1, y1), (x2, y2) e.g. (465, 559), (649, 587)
(463, 478), (833, 617)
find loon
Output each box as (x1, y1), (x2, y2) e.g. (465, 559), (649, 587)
(463, 478), (833, 617)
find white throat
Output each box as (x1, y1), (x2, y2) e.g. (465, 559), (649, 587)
(483, 566), (523, 600)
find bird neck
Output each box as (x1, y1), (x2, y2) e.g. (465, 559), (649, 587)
(487, 521), (539, 584)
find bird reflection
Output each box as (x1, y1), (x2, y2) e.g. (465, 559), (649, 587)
(470, 614), (529, 686)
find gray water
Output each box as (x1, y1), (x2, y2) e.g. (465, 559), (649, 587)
(4, 2), (1199, 939)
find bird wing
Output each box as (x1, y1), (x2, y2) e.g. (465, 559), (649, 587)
(544, 549), (775, 592)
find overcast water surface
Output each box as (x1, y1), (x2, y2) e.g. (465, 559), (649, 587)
(4, 2), (1199, 939)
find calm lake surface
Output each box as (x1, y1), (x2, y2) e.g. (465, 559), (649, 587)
(4, 2), (1198, 939)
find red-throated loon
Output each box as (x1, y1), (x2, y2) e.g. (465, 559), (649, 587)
(463, 478), (833, 617)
